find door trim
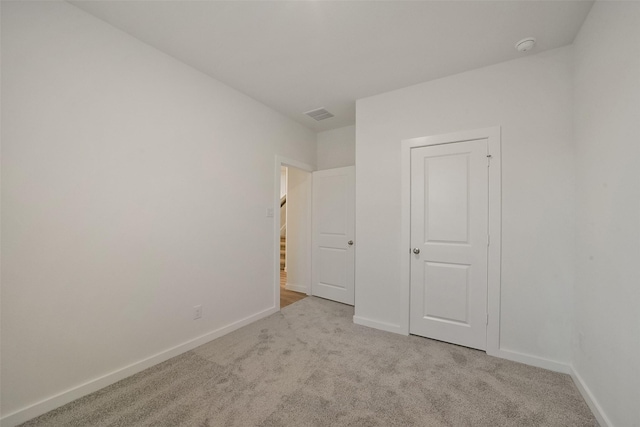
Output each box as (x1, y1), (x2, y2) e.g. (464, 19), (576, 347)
(273, 156), (314, 310)
(400, 127), (501, 355)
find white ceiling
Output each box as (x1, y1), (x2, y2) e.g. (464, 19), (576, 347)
(70, 1), (594, 132)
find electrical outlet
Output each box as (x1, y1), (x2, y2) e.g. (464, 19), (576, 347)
(193, 305), (202, 320)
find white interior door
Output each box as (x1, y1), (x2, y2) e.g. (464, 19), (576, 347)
(410, 139), (488, 350)
(312, 166), (355, 305)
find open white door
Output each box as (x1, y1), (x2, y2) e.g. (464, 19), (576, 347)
(410, 139), (488, 350)
(312, 166), (355, 305)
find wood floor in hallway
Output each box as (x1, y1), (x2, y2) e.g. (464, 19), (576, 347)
(280, 270), (307, 308)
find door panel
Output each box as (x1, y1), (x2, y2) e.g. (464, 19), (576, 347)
(425, 154), (470, 243)
(316, 175), (348, 234)
(318, 247), (347, 288)
(423, 261), (470, 324)
(312, 166), (355, 305)
(410, 140), (488, 350)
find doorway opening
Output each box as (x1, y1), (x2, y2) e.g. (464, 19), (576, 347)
(279, 166), (308, 308)
(273, 157), (314, 310)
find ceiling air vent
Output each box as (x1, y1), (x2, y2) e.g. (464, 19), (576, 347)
(304, 108), (334, 121)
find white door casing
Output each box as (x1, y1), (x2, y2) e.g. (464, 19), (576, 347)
(409, 139), (488, 350)
(312, 166), (355, 305)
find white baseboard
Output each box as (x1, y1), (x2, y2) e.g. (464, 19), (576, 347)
(1, 306), (279, 427)
(349, 318), (609, 426)
(353, 315), (407, 335)
(487, 348), (571, 374)
(483, 351), (611, 426)
(354, 320), (572, 376)
(351, 316), (608, 426)
(284, 282), (309, 295)
(569, 366), (611, 427)
(4, 309), (611, 427)
(352, 319), (572, 376)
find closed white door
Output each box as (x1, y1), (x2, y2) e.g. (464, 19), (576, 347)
(410, 139), (488, 350)
(312, 166), (355, 305)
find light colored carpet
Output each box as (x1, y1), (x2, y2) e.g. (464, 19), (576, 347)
(21, 297), (596, 426)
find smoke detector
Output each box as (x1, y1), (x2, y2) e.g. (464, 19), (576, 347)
(515, 37), (536, 52)
(304, 108), (334, 121)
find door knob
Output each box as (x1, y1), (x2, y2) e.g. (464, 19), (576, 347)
(413, 248), (420, 254)
(348, 240), (354, 246)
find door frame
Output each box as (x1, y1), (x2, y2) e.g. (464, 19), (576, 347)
(400, 127), (501, 355)
(273, 156), (314, 310)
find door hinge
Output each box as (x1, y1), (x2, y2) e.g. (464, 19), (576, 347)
(487, 154), (492, 167)
(486, 314), (489, 325)
(487, 234), (490, 246)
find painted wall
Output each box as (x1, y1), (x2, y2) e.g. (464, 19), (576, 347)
(572, 2), (640, 425)
(317, 125), (356, 170)
(355, 47), (575, 364)
(0, 1), (316, 420)
(285, 168), (311, 294)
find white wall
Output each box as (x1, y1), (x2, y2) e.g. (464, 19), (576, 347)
(284, 168), (311, 294)
(317, 125), (355, 170)
(572, 2), (640, 426)
(0, 1), (316, 421)
(355, 47), (575, 365)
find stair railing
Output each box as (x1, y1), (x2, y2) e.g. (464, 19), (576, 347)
(280, 195), (286, 236)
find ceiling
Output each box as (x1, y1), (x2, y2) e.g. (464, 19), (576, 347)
(70, 1), (594, 132)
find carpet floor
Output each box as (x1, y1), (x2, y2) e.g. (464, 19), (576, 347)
(21, 297), (597, 427)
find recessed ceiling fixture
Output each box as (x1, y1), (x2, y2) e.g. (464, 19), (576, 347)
(304, 108), (334, 121)
(515, 37), (537, 52)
